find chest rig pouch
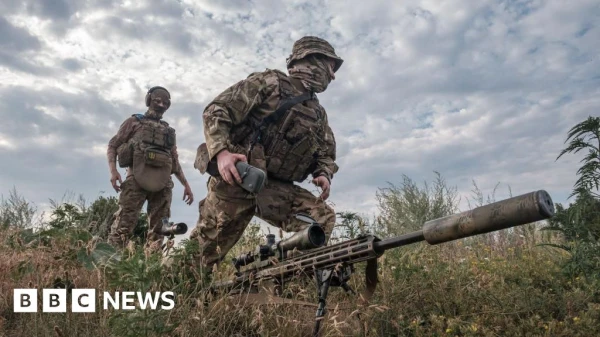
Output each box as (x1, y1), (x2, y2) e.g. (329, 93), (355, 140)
(195, 74), (323, 185)
(254, 78), (323, 182)
(117, 142), (134, 168)
(131, 115), (176, 192)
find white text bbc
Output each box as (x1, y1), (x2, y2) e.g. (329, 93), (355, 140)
(14, 289), (175, 313)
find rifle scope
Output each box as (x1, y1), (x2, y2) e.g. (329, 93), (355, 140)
(232, 224), (326, 269)
(278, 224), (326, 252)
(155, 219), (188, 236)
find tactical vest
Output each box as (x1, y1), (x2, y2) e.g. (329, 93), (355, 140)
(232, 71), (327, 182)
(119, 114), (176, 192)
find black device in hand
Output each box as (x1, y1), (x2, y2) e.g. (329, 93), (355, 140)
(235, 161), (266, 194)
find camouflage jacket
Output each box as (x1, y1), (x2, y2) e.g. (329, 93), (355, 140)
(202, 68), (338, 182)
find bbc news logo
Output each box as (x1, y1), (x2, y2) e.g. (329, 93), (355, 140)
(14, 289), (175, 313)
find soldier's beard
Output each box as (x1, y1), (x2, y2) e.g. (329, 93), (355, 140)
(146, 109), (164, 120)
(288, 57), (332, 93)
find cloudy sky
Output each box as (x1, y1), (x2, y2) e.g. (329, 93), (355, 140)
(1, 0), (598, 238)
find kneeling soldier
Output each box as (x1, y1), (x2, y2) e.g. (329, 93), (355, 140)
(192, 36), (343, 272)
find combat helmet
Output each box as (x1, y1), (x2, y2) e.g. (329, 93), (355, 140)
(286, 36), (344, 72)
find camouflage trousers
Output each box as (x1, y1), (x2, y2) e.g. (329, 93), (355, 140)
(189, 176), (336, 269)
(108, 176), (174, 251)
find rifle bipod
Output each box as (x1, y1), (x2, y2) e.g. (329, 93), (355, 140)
(160, 233), (176, 254)
(207, 259), (378, 335)
(312, 264), (355, 337)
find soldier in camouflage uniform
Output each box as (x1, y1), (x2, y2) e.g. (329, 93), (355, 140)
(191, 36), (342, 270)
(107, 86), (194, 250)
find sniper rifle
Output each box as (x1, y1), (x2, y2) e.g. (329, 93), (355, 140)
(209, 190), (555, 336)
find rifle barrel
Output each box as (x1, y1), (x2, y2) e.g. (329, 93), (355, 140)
(373, 231), (425, 253)
(372, 190), (554, 252)
(422, 190), (553, 244)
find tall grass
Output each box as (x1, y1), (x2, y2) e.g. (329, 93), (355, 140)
(0, 180), (598, 337)
(1, 224), (598, 336)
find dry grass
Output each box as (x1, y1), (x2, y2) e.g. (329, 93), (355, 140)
(0, 225), (598, 337)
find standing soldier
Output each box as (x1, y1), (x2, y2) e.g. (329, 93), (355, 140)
(107, 86), (194, 251)
(192, 36), (342, 273)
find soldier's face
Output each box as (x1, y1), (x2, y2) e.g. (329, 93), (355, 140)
(314, 56), (336, 83)
(149, 92), (170, 113)
(315, 55), (335, 83)
(325, 58), (336, 80)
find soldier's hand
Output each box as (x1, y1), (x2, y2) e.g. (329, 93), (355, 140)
(312, 175), (330, 201)
(110, 171), (123, 192)
(216, 149), (247, 185)
(183, 184), (194, 205)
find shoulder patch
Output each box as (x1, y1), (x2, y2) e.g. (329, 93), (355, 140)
(132, 113), (145, 120)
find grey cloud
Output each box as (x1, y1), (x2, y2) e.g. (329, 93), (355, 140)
(25, 0), (72, 21)
(0, 14), (68, 76)
(2, 0), (115, 37)
(206, 23), (248, 49)
(21, 0), (78, 36)
(13, 0), (112, 21)
(0, 17), (41, 52)
(61, 58), (84, 72)
(0, 86), (130, 146)
(83, 0), (225, 55)
(193, 0), (254, 15)
(97, 16), (195, 55)
(139, 0), (186, 18)
(0, 51), (54, 76)
(0, 2), (21, 13)
(331, 88), (598, 215)
(321, 3), (599, 139)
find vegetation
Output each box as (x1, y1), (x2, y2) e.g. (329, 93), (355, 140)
(0, 117), (599, 336)
(543, 116), (600, 282)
